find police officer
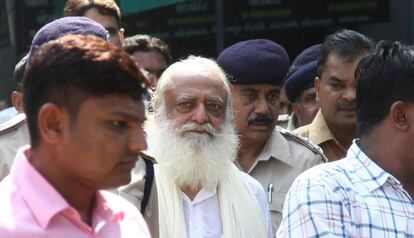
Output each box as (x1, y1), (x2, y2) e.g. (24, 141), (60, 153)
(217, 39), (327, 235)
(0, 55), (29, 181)
(295, 29), (373, 161)
(283, 44), (321, 130)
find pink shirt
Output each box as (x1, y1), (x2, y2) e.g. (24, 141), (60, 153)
(0, 146), (151, 238)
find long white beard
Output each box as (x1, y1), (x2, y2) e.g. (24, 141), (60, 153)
(146, 113), (239, 190)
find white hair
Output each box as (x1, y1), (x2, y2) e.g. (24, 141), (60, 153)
(147, 109), (239, 190)
(152, 55), (233, 121)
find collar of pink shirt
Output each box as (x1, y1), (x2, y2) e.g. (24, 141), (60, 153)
(11, 145), (126, 232)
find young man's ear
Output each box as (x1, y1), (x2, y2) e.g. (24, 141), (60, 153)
(390, 101), (409, 130)
(37, 103), (69, 144)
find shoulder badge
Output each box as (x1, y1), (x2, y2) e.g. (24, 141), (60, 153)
(277, 126), (327, 163)
(0, 113), (26, 136)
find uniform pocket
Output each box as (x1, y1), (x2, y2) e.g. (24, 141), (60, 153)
(269, 192), (287, 236)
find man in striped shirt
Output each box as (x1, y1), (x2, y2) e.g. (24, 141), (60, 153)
(277, 40), (414, 237)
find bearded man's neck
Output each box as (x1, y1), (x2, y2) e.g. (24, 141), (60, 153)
(181, 186), (202, 201)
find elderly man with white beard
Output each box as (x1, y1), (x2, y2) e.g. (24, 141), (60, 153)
(120, 56), (272, 238)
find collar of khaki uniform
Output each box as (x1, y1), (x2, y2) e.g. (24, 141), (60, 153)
(0, 113), (26, 135)
(256, 129), (294, 167)
(308, 110), (344, 148)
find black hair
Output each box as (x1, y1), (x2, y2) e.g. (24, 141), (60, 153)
(317, 29), (373, 77)
(123, 34), (172, 64)
(64, 0), (122, 27)
(356, 40), (414, 136)
(24, 34), (148, 147)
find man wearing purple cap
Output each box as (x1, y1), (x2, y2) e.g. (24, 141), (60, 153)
(282, 44), (321, 130)
(0, 33), (150, 237)
(0, 17), (109, 181)
(0, 55), (29, 181)
(217, 39), (327, 235)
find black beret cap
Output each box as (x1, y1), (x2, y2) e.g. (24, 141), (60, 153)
(284, 44), (321, 102)
(29, 17), (109, 59)
(217, 39), (289, 85)
(291, 44), (321, 69)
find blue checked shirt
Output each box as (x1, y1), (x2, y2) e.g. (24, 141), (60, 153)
(276, 140), (414, 237)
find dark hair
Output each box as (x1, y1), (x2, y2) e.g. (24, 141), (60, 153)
(317, 29), (373, 77)
(24, 34), (148, 147)
(356, 41), (414, 136)
(123, 34), (172, 64)
(64, 0), (121, 27)
(13, 54), (29, 92)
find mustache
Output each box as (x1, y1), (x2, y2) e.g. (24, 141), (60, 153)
(336, 101), (356, 111)
(248, 115), (273, 126)
(176, 122), (217, 136)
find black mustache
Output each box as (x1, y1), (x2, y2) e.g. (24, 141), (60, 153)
(248, 116), (273, 126)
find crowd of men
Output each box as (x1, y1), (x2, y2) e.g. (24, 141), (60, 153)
(0, 0), (413, 237)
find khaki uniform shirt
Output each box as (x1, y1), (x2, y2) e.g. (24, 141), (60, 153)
(295, 110), (347, 161)
(276, 114), (290, 129)
(235, 128), (326, 236)
(0, 114), (29, 181)
(277, 113), (296, 131)
(286, 113), (296, 131)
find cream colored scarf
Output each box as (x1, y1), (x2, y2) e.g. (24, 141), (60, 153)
(154, 162), (268, 238)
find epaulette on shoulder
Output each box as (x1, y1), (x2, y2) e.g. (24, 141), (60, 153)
(277, 114), (290, 122)
(139, 151), (157, 164)
(277, 126), (327, 162)
(0, 113), (26, 136)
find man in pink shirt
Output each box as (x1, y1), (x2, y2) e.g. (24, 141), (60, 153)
(0, 26), (151, 237)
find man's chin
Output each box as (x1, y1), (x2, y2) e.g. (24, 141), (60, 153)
(336, 117), (357, 129)
(337, 108), (356, 117)
(243, 130), (272, 144)
(97, 176), (132, 190)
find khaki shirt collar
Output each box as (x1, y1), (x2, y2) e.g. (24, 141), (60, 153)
(256, 129), (293, 167)
(308, 110), (338, 145)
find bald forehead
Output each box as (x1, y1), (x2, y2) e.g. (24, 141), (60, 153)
(165, 63), (225, 89)
(163, 66), (227, 102)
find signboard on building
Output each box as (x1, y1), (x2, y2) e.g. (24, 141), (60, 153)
(123, 0), (389, 39)
(122, 0), (389, 58)
(120, 0), (187, 14)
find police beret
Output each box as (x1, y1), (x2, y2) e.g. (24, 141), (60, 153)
(29, 16), (109, 58)
(291, 44), (321, 69)
(284, 44), (321, 102)
(217, 39), (290, 85)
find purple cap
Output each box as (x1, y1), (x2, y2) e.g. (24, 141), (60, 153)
(284, 44), (321, 102)
(217, 39), (290, 85)
(29, 16), (109, 58)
